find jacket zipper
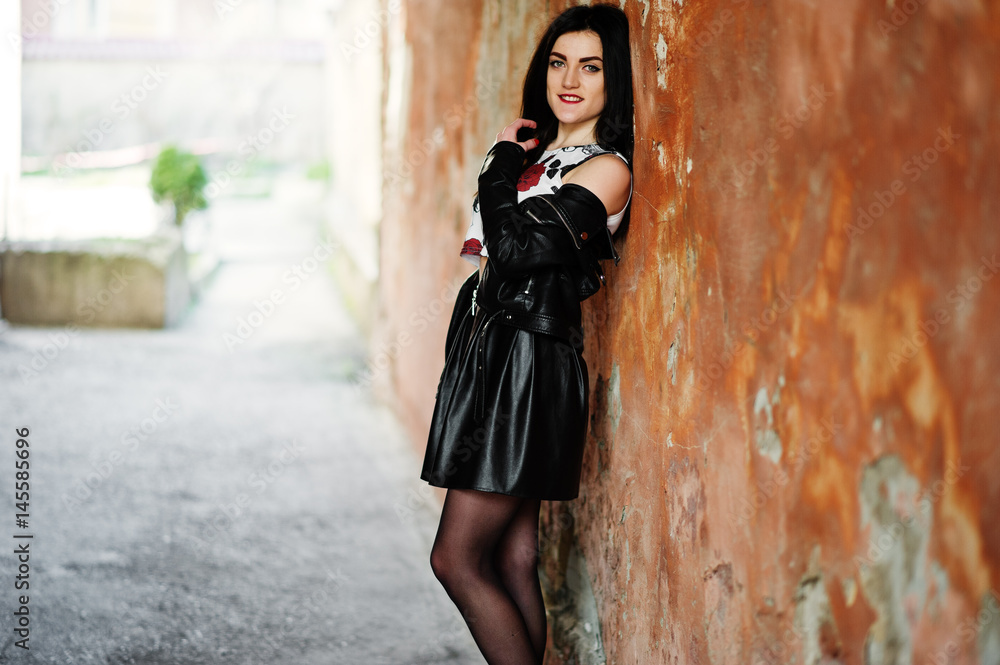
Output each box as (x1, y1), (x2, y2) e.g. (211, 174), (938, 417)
(475, 310), (499, 422)
(536, 198), (581, 250)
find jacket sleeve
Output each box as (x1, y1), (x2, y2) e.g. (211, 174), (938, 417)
(476, 141), (614, 280)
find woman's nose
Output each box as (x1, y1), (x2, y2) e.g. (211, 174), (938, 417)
(562, 67), (579, 88)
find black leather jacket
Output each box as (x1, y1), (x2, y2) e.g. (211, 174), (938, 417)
(467, 140), (622, 422)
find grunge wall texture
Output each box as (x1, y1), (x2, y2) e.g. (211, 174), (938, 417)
(375, 0), (1000, 662)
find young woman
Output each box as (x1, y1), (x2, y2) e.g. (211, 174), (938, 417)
(420, 5), (634, 664)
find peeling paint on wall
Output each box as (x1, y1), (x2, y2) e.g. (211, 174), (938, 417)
(752, 385), (782, 464)
(655, 33), (668, 89)
(539, 541), (608, 665)
(792, 547), (842, 665)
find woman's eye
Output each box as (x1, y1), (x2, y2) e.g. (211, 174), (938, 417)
(585, 65), (601, 73)
(549, 60), (564, 68)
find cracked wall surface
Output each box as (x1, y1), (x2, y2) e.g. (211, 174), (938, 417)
(379, 0), (1000, 662)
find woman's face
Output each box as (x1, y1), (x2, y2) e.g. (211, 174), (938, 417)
(546, 30), (606, 132)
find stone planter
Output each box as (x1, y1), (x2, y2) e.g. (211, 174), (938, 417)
(0, 232), (190, 328)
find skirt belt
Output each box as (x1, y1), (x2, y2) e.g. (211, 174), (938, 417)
(471, 296), (584, 424)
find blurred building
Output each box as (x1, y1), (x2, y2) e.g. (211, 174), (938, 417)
(0, 3), (21, 245)
(18, 0), (328, 168)
(6, 0), (383, 334)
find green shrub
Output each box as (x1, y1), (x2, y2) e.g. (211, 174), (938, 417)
(149, 144), (208, 226)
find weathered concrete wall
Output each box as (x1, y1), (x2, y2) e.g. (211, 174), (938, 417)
(378, 1), (1000, 663)
(1, 236), (190, 328)
(321, 0), (385, 343)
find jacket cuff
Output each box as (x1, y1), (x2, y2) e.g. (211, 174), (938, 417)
(479, 141), (526, 179)
(477, 141), (527, 215)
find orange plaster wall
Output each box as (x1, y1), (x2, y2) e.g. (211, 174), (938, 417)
(377, 1), (1000, 662)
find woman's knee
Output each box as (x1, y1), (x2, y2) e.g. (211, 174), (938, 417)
(430, 543), (480, 589)
(429, 543), (452, 583)
(495, 538), (539, 581)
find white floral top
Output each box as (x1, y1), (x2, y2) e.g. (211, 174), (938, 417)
(461, 143), (632, 267)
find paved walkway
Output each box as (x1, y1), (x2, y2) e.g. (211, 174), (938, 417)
(0, 174), (484, 664)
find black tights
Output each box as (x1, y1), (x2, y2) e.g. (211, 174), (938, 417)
(430, 488), (546, 665)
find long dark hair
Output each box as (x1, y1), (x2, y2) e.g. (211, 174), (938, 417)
(519, 3), (635, 240)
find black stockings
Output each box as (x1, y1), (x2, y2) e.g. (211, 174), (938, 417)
(430, 488), (546, 665)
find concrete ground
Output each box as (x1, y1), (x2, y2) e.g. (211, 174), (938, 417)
(0, 173), (485, 664)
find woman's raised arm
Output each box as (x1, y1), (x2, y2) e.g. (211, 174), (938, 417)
(476, 141), (611, 280)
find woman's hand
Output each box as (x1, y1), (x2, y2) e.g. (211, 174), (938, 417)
(495, 118), (539, 152)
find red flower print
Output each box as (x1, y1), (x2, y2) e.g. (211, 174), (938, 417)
(461, 238), (483, 256)
(517, 164), (545, 191)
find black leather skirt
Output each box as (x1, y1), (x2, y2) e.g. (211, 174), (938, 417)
(420, 270), (589, 500)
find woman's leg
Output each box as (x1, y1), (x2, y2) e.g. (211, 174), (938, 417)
(493, 496), (546, 662)
(430, 488), (541, 665)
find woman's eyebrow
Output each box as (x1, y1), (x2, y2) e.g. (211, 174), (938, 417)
(549, 51), (603, 63)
